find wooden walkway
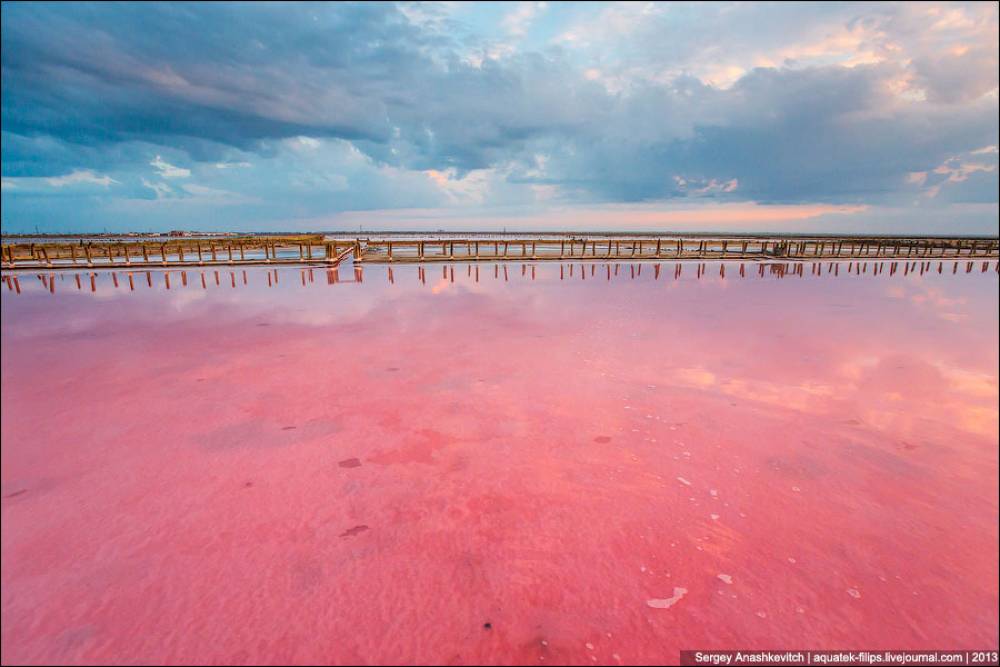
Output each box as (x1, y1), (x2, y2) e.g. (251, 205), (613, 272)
(1, 236), (354, 271)
(355, 236), (999, 263)
(2, 234), (997, 271)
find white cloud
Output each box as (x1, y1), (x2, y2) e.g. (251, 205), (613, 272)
(557, 2), (661, 47)
(503, 2), (547, 39)
(912, 150), (998, 198)
(674, 175), (739, 196)
(556, 2), (998, 100)
(287, 136), (321, 151)
(150, 155), (191, 178)
(933, 159), (996, 183)
(180, 183), (251, 202)
(45, 169), (119, 187)
(141, 177), (174, 199)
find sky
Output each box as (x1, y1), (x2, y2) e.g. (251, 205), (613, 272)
(1, 1), (998, 235)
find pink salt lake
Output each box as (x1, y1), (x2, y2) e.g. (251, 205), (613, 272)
(2, 260), (998, 664)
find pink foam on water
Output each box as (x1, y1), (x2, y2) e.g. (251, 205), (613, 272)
(2, 262), (998, 664)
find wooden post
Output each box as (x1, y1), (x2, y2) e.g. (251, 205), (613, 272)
(142, 245), (149, 263)
(240, 244), (246, 261)
(123, 244), (131, 265)
(197, 242), (203, 264)
(210, 243), (217, 262)
(178, 244), (185, 262)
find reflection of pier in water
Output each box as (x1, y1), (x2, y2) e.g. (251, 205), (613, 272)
(4, 259), (998, 296)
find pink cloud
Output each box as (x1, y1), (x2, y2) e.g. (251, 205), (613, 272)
(323, 202), (868, 232)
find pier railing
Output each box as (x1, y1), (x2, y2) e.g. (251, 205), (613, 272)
(2, 235), (997, 271)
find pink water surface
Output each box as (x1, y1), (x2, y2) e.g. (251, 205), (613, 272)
(2, 260), (998, 665)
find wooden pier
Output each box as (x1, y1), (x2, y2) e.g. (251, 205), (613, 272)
(354, 235), (999, 263)
(2, 234), (997, 271)
(0, 236), (355, 271)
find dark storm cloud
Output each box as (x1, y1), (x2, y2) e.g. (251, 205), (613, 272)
(1, 1), (998, 207)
